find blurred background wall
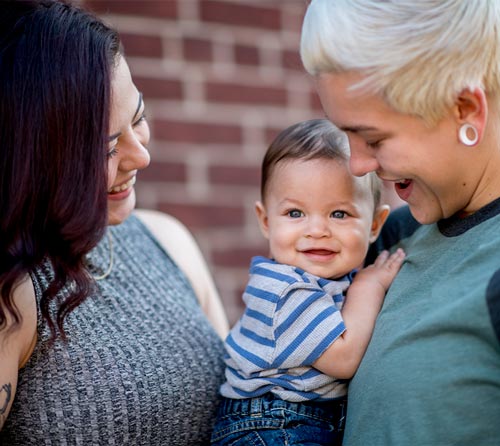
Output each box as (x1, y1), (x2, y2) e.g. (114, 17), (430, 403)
(84, 0), (322, 325)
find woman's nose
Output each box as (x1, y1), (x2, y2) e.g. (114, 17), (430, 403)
(131, 143), (150, 171)
(121, 126), (151, 171)
(348, 139), (379, 177)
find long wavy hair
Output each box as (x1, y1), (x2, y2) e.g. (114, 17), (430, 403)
(0, 0), (120, 339)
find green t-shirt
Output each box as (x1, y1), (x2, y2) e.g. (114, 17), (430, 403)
(344, 203), (500, 446)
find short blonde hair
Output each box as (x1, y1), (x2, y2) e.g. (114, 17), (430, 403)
(301, 0), (500, 125)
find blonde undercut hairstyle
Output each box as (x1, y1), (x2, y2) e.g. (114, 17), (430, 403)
(301, 0), (500, 125)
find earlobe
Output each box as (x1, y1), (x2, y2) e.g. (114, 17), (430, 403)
(369, 204), (390, 243)
(255, 201), (270, 239)
(459, 123), (479, 146)
(455, 87), (487, 146)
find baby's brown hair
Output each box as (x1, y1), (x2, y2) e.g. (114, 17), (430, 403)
(261, 119), (382, 207)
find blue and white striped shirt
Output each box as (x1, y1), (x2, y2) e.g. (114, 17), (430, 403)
(220, 256), (353, 402)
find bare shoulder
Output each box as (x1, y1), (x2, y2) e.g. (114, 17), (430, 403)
(0, 276), (38, 368)
(0, 275), (37, 429)
(133, 208), (204, 281)
(134, 208), (194, 250)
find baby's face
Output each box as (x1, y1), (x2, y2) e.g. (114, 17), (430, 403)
(256, 158), (378, 279)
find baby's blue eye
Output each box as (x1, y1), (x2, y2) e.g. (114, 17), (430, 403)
(288, 209), (303, 218)
(331, 210), (346, 219)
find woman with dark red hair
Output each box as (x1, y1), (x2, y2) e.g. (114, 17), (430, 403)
(0, 1), (228, 443)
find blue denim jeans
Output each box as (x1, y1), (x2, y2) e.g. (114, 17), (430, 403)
(210, 393), (347, 446)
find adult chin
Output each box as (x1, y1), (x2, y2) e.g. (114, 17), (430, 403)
(107, 189), (136, 225)
(406, 201), (443, 225)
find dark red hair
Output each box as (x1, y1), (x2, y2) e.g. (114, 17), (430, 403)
(0, 0), (120, 339)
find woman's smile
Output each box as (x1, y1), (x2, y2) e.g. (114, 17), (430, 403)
(108, 175), (136, 199)
(394, 179), (413, 201)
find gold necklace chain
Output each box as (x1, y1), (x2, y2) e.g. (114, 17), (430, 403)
(93, 231), (114, 281)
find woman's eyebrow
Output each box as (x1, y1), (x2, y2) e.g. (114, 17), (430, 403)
(340, 125), (378, 134)
(108, 92), (144, 141)
(133, 92), (143, 120)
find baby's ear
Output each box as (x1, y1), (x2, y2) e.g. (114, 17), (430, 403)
(255, 201), (270, 240)
(369, 204), (390, 243)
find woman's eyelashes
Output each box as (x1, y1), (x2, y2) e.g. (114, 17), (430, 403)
(107, 113), (147, 158)
(107, 145), (119, 158)
(366, 139), (382, 149)
(133, 112), (147, 127)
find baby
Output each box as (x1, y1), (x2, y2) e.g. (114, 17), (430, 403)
(211, 119), (405, 446)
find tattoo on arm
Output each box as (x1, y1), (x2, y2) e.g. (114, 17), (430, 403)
(0, 382), (12, 428)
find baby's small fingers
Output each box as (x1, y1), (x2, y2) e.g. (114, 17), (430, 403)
(373, 250), (390, 266)
(385, 248), (406, 268)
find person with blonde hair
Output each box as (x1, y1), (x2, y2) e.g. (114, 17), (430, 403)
(301, 0), (500, 444)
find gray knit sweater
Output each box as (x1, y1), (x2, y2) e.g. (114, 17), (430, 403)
(0, 215), (226, 445)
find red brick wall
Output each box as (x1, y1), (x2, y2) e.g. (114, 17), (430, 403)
(84, 0), (322, 324)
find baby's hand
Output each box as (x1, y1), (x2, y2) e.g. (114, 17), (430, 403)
(353, 248), (406, 293)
